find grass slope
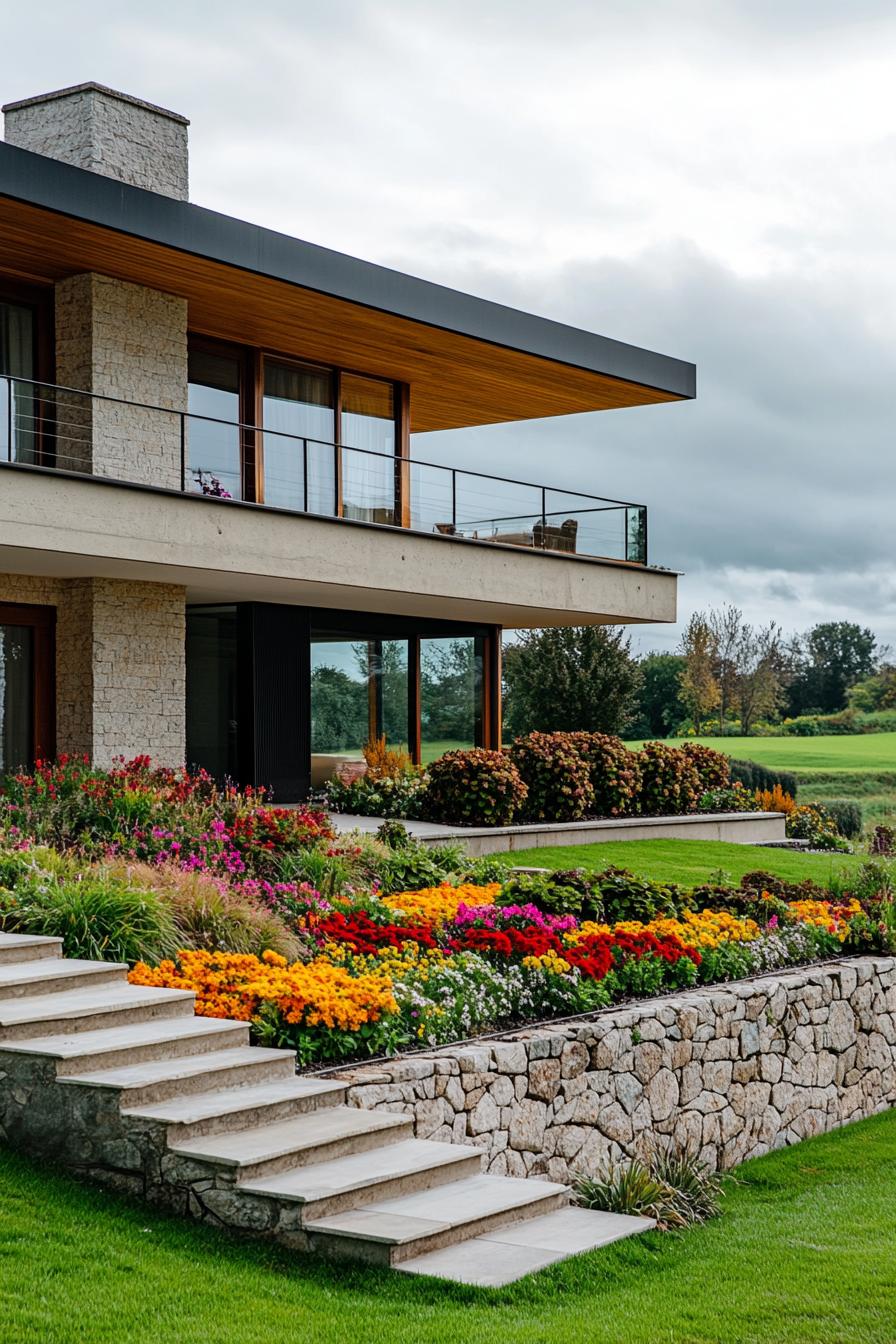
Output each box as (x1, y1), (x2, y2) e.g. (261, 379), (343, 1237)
(1, 1112), (894, 1343)
(625, 733), (896, 773)
(499, 838), (865, 887)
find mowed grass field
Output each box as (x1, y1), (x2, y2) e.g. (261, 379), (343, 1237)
(1, 1112), (895, 1344)
(627, 733), (896, 828)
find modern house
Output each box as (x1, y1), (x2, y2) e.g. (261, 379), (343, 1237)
(0, 83), (695, 800)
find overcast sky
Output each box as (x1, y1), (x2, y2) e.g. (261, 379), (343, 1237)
(3, 1), (894, 653)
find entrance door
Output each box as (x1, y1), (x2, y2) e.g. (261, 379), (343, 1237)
(0, 604), (55, 773)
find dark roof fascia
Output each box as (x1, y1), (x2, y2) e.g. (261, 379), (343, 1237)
(0, 141), (696, 399)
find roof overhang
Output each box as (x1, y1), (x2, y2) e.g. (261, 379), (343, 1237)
(0, 142), (695, 432)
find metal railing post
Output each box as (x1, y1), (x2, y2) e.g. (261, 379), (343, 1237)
(6, 377), (12, 463)
(303, 438), (309, 513)
(541, 486), (547, 548)
(179, 413), (186, 492)
(451, 469), (457, 530)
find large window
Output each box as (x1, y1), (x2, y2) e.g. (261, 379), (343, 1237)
(262, 360), (335, 514)
(420, 636), (484, 762)
(187, 347), (244, 499)
(310, 633), (409, 786)
(186, 337), (403, 518)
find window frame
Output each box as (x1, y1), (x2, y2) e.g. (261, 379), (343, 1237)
(0, 601), (56, 767)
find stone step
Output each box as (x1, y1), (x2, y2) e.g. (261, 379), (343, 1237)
(0, 932), (65, 965)
(395, 1206), (656, 1286)
(0, 956), (127, 1001)
(168, 1107), (413, 1183)
(122, 1076), (346, 1140)
(0, 983), (196, 1041)
(241, 1137), (483, 1221)
(304, 1173), (570, 1266)
(59, 1046), (297, 1108)
(0, 1015), (252, 1076)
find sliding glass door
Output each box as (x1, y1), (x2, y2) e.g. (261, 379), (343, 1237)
(340, 375), (398, 524)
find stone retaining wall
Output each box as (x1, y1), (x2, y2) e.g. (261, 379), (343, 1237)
(337, 957), (896, 1178)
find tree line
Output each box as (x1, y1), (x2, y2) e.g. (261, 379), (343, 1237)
(502, 614), (888, 740)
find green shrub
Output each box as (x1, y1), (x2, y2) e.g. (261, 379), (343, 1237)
(823, 799), (864, 840)
(728, 758), (798, 798)
(595, 866), (682, 922)
(0, 867), (179, 964)
(375, 819), (412, 849)
(375, 839), (465, 894)
(786, 804), (850, 852)
(423, 749), (527, 826)
(565, 732), (642, 817)
(680, 741), (731, 790)
(464, 853), (515, 884)
(510, 732), (593, 822)
(638, 742), (701, 816)
(324, 769), (427, 820)
(495, 868), (604, 920)
(697, 784), (755, 814)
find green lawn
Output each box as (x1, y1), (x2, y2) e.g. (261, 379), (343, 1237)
(500, 838), (865, 888)
(1, 1112), (894, 1343)
(625, 733), (896, 774)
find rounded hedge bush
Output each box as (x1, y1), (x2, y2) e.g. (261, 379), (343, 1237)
(566, 731), (642, 817)
(423, 749), (527, 826)
(680, 741), (731, 791)
(638, 741), (702, 816)
(823, 798), (863, 840)
(510, 731), (594, 822)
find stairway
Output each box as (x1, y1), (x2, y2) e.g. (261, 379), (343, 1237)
(0, 931), (653, 1285)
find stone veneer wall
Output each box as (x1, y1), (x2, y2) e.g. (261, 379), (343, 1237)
(0, 574), (186, 766)
(339, 957), (896, 1178)
(54, 273), (188, 489)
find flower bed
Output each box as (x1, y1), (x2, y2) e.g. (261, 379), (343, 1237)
(0, 756), (891, 1070)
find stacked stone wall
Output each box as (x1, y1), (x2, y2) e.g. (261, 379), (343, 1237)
(340, 957), (896, 1178)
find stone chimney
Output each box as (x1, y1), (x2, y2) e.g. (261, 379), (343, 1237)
(2, 82), (189, 200)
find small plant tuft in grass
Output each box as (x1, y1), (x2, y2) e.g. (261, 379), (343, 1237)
(574, 1142), (724, 1230)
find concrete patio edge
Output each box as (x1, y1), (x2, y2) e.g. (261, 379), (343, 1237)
(328, 811), (788, 855)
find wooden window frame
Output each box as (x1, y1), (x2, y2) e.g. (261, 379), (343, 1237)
(0, 279), (55, 468)
(190, 333), (410, 523)
(0, 601), (56, 766)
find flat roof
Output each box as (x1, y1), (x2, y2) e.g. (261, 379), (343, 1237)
(0, 141), (695, 430)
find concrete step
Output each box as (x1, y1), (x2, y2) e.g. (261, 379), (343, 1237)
(168, 1107), (413, 1183)
(59, 1046), (297, 1108)
(0, 932), (65, 965)
(241, 1137), (483, 1221)
(396, 1206), (656, 1286)
(0, 983), (196, 1041)
(0, 956), (127, 1000)
(123, 1076), (346, 1140)
(304, 1173), (570, 1266)
(0, 1015), (252, 1076)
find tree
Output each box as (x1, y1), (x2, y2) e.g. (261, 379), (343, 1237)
(735, 621), (785, 736)
(678, 614), (720, 734)
(786, 622), (879, 715)
(629, 653), (687, 738)
(707, 605), (744, 733)
(847, 664), (896, 713)
(502, 626), (641, 738)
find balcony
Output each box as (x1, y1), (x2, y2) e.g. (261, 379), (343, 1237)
(1, 375), (648, 566)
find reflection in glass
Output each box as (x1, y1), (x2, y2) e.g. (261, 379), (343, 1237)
(262, 361), (334, 512)
(420, 636), (483, 762)
(0, 301), (36, 464)
(187, 349), (242, 499)
(340, 375), (397, 524)
(0, 624), (33, 774)
(310, 634), (408, 785)
(185, 607), (239, 781)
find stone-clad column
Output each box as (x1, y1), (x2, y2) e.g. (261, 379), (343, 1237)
(54, 273), (188, 489)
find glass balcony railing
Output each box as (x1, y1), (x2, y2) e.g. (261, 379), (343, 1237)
(0, 375), (649, 565)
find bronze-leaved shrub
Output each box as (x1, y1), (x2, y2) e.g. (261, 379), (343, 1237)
(423, 749), (527, 826)
(566, 732), (642, 817)
(638, 742), (702, 816)
(510, 732), (594, 822)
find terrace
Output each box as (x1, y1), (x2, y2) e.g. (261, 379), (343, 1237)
(1, 374), (648, 566)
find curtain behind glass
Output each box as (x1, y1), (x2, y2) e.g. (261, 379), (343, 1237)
(187, 349), (242, 499)
(340, 374), (396, 524)
(0, 302), (36, 464)
(263, 361), (335, 513)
